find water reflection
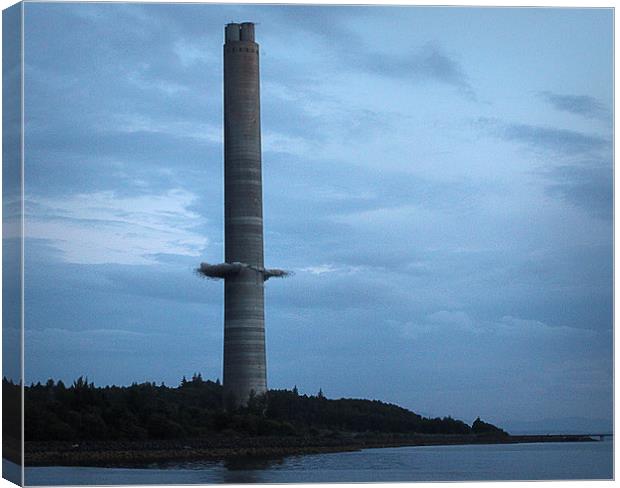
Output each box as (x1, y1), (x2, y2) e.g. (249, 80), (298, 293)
(221, 456), (285, 483)
(148, 454), (288, 484)
(224, 455), (285, 471)
(24, 441), (613, 485)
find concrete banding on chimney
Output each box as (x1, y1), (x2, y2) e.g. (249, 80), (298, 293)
(197, 23), (288, 408)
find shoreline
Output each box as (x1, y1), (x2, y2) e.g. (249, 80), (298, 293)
(21, 434), (597, 468)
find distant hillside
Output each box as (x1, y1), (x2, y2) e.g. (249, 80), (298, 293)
(7, 376), (506, 442)
(503, 417), (612, 435)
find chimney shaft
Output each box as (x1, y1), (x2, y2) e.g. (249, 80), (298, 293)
(222, 22), (267, 407)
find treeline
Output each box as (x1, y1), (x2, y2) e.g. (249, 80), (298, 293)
(9, 376), (507, 442)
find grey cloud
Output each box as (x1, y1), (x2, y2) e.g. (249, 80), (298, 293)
(539, 91), (609, 120)
(414, 43), (473, 92)
(260, 8), (477, 99)
(26, 124), (222, 197)
(264, 5), (364, 44)
(22, 5), (236, 221)
(263, 147), (611, 328)
(501, 122), (610, 156)
(265, 153), (479, 218)
(478, 117), (612, 219)
(357, 43), (475, 98)
(269, 270), (408, 312)
(544, 161), (612, 220)
(327, 238), (612, 332)
(25, 241), (221, 307)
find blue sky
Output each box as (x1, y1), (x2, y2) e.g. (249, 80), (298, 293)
(18, 3), (612, 432)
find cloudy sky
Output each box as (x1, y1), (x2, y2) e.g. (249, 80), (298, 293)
(17, 3), (612, 432)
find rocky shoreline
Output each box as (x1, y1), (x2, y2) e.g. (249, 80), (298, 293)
(23, 433), (596, 467)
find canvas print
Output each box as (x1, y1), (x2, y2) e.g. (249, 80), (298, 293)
(2, 2), (613, 485)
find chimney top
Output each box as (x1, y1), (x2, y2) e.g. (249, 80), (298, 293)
(225, 22), (255, 42)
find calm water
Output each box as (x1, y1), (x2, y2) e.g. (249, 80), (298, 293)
(21, 439), (613, 485)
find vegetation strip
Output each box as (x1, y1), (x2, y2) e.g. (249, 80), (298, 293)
(6, 376), (595, 468)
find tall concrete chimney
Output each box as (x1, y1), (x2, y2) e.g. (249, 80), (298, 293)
(198, 23), (288, 408)
(222, 21), (266, 407)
